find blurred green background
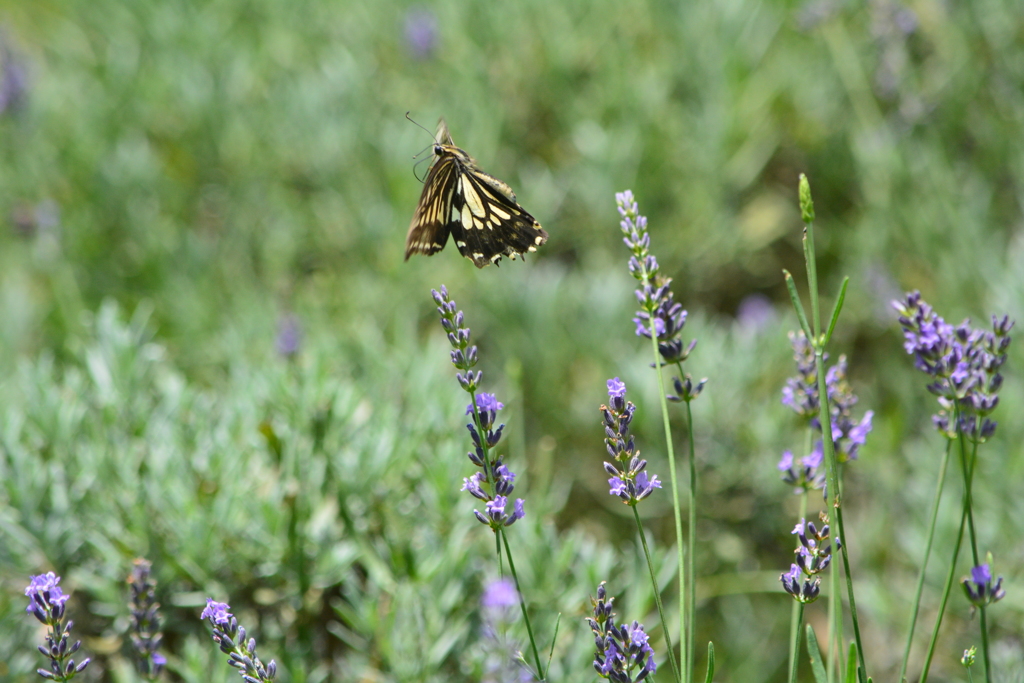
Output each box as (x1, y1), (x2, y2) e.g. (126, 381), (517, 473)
(1, 0), (1023, 681)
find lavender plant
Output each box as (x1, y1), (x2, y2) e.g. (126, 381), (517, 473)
(24, 572), (91, 682)
(431, 285), (541, 678)
(893, 292), (1013, 683)
(200, 598), (278, 682)
(127, 559), (166, 680)
(782, 175), (868, 683)
(616, 190), (704, 683)
(586, 582), (658, 683)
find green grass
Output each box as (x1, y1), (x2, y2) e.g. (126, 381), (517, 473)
(2, 0), (1024, 680)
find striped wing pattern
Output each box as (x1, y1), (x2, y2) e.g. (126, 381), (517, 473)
(405, 121), (548, 268)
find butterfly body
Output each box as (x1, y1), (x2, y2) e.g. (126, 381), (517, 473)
(405, 120), (548, 268)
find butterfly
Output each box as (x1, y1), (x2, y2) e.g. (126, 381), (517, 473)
(405, 119), (548, 268)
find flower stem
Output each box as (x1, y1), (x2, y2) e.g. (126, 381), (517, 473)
(788, 602), (806, 683)
(633, 505), (683, 683)
(788, 492), (809, 683)
(500, 529), (545, 680)
(919, 498), (967, 683)
(646, 317), (686, 683)
(803, 190), (868, 682)
(898, 438), (953, 683)
(684, 397), (697, 683)
(950, 403), (990, 683)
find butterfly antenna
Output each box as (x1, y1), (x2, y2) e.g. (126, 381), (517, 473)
(405, 111), (435, 140)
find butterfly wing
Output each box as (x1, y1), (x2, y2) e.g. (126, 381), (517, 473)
(404, 153), (457, 260)
(449, 168), (549, 268)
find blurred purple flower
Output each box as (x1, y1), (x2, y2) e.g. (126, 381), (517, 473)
(962, 563), (1005, 608)
(0, 29), (28, 114)
(736, 293), (776, 333)
(482, 578), (519, 610)
(276, 314), (302, 358)
(404, 7), (437, 60)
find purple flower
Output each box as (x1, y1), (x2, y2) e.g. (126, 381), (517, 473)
(780, 563), (821, 604)
(586, 582), (658, 682)
(201, 598), (233, 626)
(482, 578), (519, 610)
(474, 495), (526, 528)
(0, 30), (28, 115)
(961, 563), (1005, 608)
(25, 572), (68, 618)
(461, 472), (488, 500)
(607, 377), (627, 400)
(127, 559), (165, 679)
(201, 599), (277, 681)
(467, 392), (505, 432)
(600, 378), (661, 506)
(275, 314), (302, 358)
(894, 292), (1013, 441)
(779, 331), (874, 487)
(433, 286), (526, 525)
(403, 7), (437, 60)
(736, 293), (777, 332)
(24, 572), (92, 679)
(617, 191), (702, 397)
(792, 517), (833, 575)
(778, 448), (826, 493)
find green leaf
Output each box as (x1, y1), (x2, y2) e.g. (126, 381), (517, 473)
(844, 642), (858, 683)
(806, 624), (828, 683)
(784, 270), (813, 340)
(704, 641), (716, 683)
(824, 276), (850, 346)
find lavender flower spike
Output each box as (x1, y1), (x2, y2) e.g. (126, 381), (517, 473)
(617, 191), (703, 398)
(432, 286), (526, 529)
(600, 378), (662, 505)
(127, 559), (165, 679)
(201, 598), (278, 682)
(586, 582), (658, 682)
(25, 572), (91, 681)
(894, 291), (1013, 441)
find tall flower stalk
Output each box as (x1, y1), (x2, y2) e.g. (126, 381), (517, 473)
(617, 191), (704, 683)
(431, 285), (543, 680)
(893, 292), (1012, 683)
(782, 175), (867, 683)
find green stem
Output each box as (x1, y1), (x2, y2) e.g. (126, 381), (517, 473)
(633, 505), (683, 683)
(919, 498), (967, 683)
(500, 529), (545, 680)
(469, 389), (544, 679)
(898, 438), (953, 683)
(647, 319), (686, 683)
(789, 602), (806, 683)
(788, 492), (809, 683)
(803, 207), (867, 682)
(952, 404), (990, 683)
(684, 396), (697, 683)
